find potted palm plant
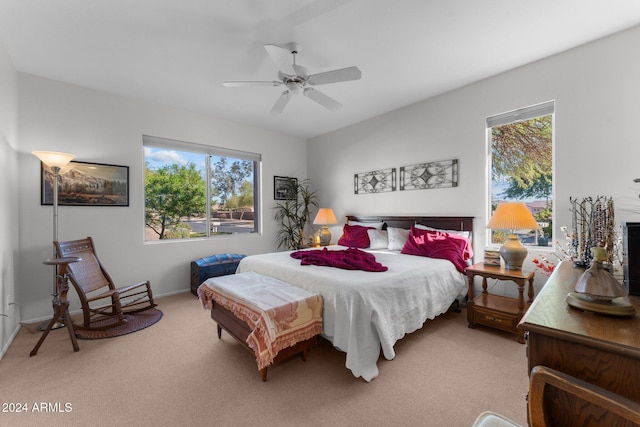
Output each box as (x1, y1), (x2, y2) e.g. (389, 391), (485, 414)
(273, 178), (318, 250)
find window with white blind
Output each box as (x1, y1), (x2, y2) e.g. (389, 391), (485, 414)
(487, 101), (555, 248)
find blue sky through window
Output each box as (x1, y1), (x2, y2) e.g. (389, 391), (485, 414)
(144, 147), (254, 181)
(144, 147), (205, 172)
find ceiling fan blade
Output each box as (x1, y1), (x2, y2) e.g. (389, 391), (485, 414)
(307, 66), (361, 86)
(264, 44), (296, 75)
(303, 88), (342, 111)
(270, 91), (292, 114)
(223, 81), (282, 87)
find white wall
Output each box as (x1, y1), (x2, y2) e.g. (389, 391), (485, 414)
(308, 26), (640, 296)
(17, 75), (307, 322)
(11, 25), (640, 323)
(0, 40), (20, 356)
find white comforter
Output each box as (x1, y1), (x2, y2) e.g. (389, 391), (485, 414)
(236, 245), (466, 381)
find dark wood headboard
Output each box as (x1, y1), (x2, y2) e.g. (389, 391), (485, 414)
(346, 215), (474, 234)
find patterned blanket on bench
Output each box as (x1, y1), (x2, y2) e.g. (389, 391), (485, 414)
(198, 271), (323, 370)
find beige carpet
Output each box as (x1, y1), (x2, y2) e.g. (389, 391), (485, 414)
(1, 293), (529, 427)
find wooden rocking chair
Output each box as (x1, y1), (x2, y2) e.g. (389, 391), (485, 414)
(473, 365), (640, 427)
(54, 237), (157, 331)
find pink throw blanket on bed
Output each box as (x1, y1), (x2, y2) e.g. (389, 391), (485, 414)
(291, 247), (388, 272)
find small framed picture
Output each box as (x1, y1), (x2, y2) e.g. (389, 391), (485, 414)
(274, 176), (297, 200)
(41, 160), (129, 206)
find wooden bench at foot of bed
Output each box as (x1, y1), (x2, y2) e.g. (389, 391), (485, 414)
(211, 303), (318, 381)
(198, 272), (323, 382)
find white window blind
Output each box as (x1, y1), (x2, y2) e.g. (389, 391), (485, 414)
(486, 100), (555, 128)
(142, 135), (261, 162)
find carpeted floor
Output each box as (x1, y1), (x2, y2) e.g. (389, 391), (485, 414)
(0, 292), (529, 427)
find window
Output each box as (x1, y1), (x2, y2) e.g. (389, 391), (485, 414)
(143, 135), (260, 241)
(487, 101), (554, 248)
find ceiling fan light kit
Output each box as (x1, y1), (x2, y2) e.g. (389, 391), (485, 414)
(224, 43), (361, 114)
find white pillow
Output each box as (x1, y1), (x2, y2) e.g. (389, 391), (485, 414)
(367, 229), (388, 249)
(387, 227), (410, 251)
(349, 220), (384, 230)
(414, 224), (471, 241)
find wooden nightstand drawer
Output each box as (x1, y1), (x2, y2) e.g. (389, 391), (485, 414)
(473, 304), (518, 333)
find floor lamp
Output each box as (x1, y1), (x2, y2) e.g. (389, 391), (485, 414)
(32, 150), (75, 330)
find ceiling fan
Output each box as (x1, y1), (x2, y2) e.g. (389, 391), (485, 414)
(223, 43), (361, 114)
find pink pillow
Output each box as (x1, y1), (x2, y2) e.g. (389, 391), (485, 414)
(414, 227), (473, 260)
(337, 224), (373, 248)
(401, 227), (469, 273)
(444, 232), (474, 260)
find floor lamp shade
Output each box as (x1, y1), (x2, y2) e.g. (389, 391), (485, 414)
(313, 208), (338, 246)
(487, 202), (540, 270)
(32, 151), (75, 169)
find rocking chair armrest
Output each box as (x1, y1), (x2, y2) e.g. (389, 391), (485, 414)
(85, 288), (118, 303)
(84, 281), (150, 303)
(116, 281), (151, 294)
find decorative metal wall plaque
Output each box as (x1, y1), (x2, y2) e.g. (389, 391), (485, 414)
(354, 168), (396, 194)
(400, 159), (458, 191)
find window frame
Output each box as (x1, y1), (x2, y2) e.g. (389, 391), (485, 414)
(485, 101), (555, 249)
(143, 135), (261, 242)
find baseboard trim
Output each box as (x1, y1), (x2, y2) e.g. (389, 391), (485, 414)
(1, 322), (22, 359)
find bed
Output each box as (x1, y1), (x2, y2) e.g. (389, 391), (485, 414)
(236, 215), (474, 381)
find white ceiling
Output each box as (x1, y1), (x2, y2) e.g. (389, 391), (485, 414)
(2, 0), (640, 139)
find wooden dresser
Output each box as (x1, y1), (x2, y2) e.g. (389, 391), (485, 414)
(518, 260), (640, 403)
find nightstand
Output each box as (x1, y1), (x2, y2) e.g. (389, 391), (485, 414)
(466, 263), (535, 343)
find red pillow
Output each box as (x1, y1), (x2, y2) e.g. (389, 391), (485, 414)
(337, 224), (373, 248)
(401, 227), (469, 273)
(444, 232), (474, 260)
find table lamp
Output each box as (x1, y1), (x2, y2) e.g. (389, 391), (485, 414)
(486, 202), (539, 270)
(32, 150), (75, 329)
(313, 208), (338, 246)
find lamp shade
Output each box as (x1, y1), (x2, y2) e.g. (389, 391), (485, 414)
(313, 208), (338, 225)
(486, 202), (540, 231)
(313, 208), (337, 246)
(32, 151), (75, 168)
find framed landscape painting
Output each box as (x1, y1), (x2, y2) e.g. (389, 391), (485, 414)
(41, 160), (129, 206)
